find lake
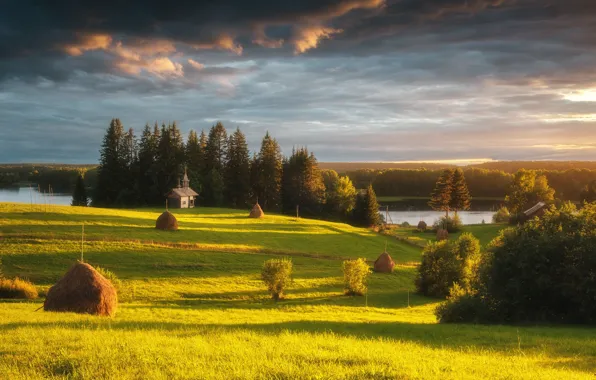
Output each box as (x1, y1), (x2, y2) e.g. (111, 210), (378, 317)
(0, 187), (72, 206)
(382, 210), (494, 226)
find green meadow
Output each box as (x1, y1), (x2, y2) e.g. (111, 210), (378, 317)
(0, 203), (595, 379)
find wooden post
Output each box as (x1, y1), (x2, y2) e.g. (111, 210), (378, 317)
(296, 205), (299, 219)
(81, 224), (85, 262)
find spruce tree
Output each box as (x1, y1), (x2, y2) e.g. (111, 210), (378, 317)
(202, 122), (228, 205)
(117, 127), (139, 205)
(185, 129), (204, 191)
(224, 127), (251, 207)
(449, 168), (471, 214)
(282, 147), (325, 215)
(93, 118), (125, 206)
(429, 169), (454, 216)
(71, 173), (88, 206)
(253, 132), (283, 211)
(154, 123), (185, 200)
(352, 184), (381, 227)
(138, 123), (159, 205)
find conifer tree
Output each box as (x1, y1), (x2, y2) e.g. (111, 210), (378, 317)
(253, 132), (283, 211)
(185, 129), (204, 191)
(352, 184), (381, 227)
(429, 169), (454, 216)
(138, 123), (159, 205)
(224, 127), (251, 207)
(71, 173), (88, 206)
(282, 147), (325, 215)
(154, 123), (185, 199)
(117, 127), (139, 204)
(449, 168), (471, 214)
(203, 122), (228, 205)
(93, 118), (125, 206)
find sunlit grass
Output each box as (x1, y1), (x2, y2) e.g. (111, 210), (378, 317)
(1, 202), (595, 379)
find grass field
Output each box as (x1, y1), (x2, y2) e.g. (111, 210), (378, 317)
(387, 224), (506, 249)
(1, 203), (595, 379)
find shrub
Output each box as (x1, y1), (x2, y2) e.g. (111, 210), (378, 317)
(343, 258), (371, 296)
(435, 284), (492, 323)
(417, 221), (427, 231)
(416, 234), (481, 298)
(438, 204), (596, 324)
(400, 221), (411, 228)
(433, 215), (462, 233)
(261, 259), (293, 300)
(0, 277), (38, 299)
(95, 266), (122, 292)
(492, 207), (510, 223)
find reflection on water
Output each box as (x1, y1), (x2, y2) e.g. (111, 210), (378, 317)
(0, 187), (72, 206)
(381, 210), (494, 226)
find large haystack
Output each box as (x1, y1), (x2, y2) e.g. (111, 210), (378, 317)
(374, 251), (395, 273)
(156, 211), (178, 231)
(44, 262), (117, 317)
(436, 228), (449, 241)
(249, 202), (264, 218)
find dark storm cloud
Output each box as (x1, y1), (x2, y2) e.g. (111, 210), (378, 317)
(1, 0), (596, 162)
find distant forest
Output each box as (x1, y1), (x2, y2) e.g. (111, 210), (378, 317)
(3, 157), (596, 203)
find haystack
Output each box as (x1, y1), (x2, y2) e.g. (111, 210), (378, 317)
(374, 251), (395, 273)
(436, 228), (449, 241)
(249, 202), (264, 218)
(156, 211), (178, 230)
(417, 221), (427, 231)
(44, 262), (117, 317)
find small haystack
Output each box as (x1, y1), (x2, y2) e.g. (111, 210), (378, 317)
(156, 211), (178, 231)
(249, 202), (264, 218)
(417, 221), (427, 231)
(44, 262), (117, 316)
(436, 228), (449, 241)
(374, 251), (395, 273)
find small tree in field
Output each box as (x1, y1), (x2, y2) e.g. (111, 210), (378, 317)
(343, 258), (371, 296)
(261, 259), (293, 300)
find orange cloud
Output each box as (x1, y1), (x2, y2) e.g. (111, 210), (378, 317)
(293, 26), (342, 54)
(187, 59), (205, 70)
(193, 34), (243, 55)
(62, 33), (112, 56)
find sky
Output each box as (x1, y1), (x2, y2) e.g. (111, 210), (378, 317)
(1, 0), (596, 163)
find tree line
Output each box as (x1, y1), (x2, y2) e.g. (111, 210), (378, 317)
(346, 168), (596, 201)
(91, 119), (380, 226)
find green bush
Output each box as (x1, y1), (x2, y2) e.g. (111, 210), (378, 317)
(400, 221), (411, 228)
(343, 258), (371, 296)
(261, 259), (293, 300)
(439, 203), (596, 324)
(492, 207), (510, 223)
(433, 215), (463, 233)
(416, 233), (480, 298)
(95, 266), (122, 291)
(435, 284), (493, 324)
(0, 277), (38, 299)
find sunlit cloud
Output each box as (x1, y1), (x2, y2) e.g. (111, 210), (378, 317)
(192, 35), (243, 55)
(563, 89), (596, 102)
(531, 144), (596, 151)
(539, 114), (596, 123)
(61, 33), (112, 56)
(187, 59), (205, 71)
(292, 26), (342, 54)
